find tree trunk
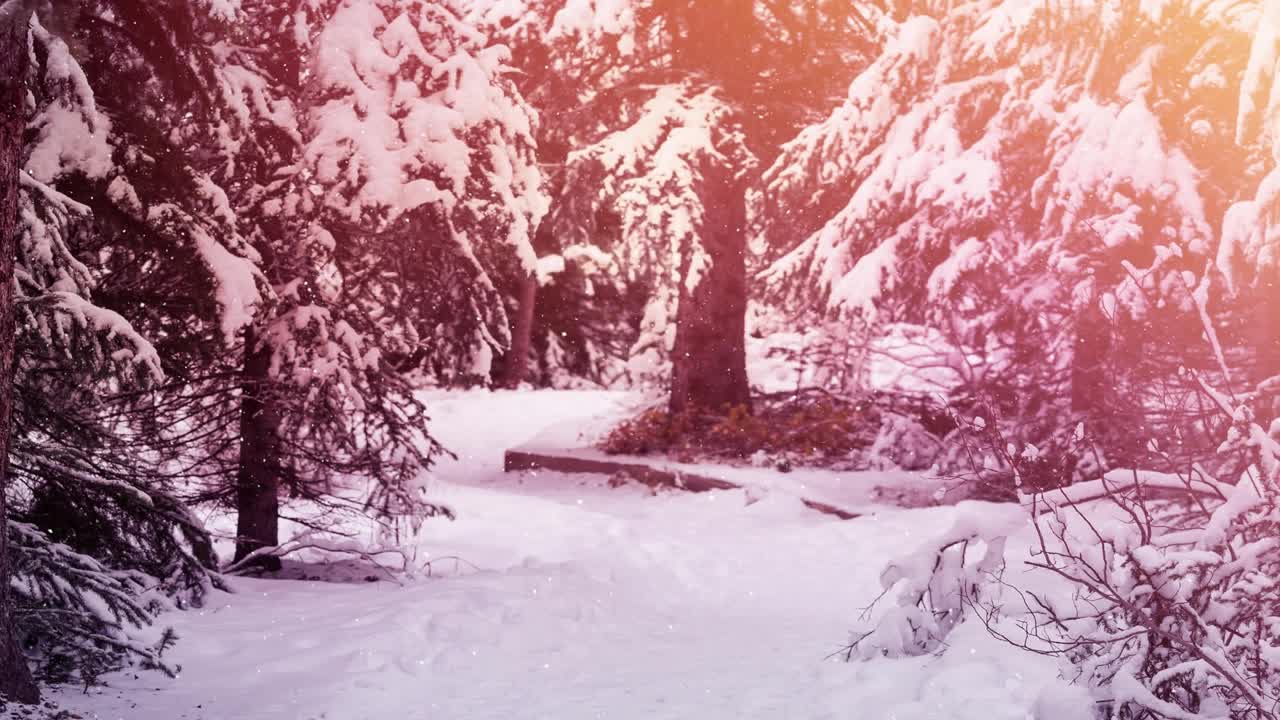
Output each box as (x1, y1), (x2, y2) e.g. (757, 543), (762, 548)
(0, 1), (41, 703)
(233, 328), (282, 571)
(1070, 303), (1114, 458)
(669, 163), (751, 417)
(501, 271), (537, 388)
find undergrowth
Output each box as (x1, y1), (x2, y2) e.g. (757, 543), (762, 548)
(599, 388), (918, 466)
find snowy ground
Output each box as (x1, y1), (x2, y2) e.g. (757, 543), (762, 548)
(48, 390), (1080, 720)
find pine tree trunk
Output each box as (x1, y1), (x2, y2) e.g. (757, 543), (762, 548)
(501, 272), (537, 388)
(1071, 304), (1112, 439)
(0, 2), (41, 703)
(663, 0), (755, 418)
(669, 164), (751, 417)
(233, 329), (282, 571)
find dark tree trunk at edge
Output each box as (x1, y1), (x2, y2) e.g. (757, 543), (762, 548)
(669, 164), (751, 417)
(501, 272), (537, 388)
(0, 1), (42, 703)
(234, 328), (282, 571)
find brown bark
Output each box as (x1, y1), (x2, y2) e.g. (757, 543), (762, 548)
(233, 329), (282, 571)
(662, 1), (756, 418)
(501, 271), (537, 388)
(668, 163), (752, 417)
(0, 1), (41, 703)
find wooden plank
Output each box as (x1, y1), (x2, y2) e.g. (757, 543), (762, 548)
(503, 449), (858, 520)
(504, 450), (737, 492)
(799, 499), (858, 520)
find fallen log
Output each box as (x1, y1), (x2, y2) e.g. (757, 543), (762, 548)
(503, 449), (858, 520)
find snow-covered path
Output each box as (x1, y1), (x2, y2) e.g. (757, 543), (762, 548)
(56, 391), (1068, 720)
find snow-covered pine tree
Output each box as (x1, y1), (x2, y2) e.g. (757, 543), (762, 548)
(72, 0), (281, 566)
(0, 0), (250, 690)
(554, 82), (756, 408)
(214, 0), (549, 563)
(70, 0), (426, 568)
(1225, 0), (1280, 378)
(300, 0), (545, 382)
(756, 0), (1258, 477)
(472, 0), (885, 409)
(838, 12), (1280, 714)
(37, 0), (545, 571)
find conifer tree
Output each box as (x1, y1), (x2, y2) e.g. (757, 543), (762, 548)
(473, 0), (883, 410)
(755, 0), (1257, 472)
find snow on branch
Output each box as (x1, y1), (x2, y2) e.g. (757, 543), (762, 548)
(11, 522), (180, 683)
(24, 16), (113, 184)
(555, 82), (754, 379)
(842, 502), (1024, 660)
(1222, 0), (1280, 294)
(1029, 468), (1232, 508)
(222, 530), (415, 583)
(757, 2), (1227, 330)
(304, 0), (545, 269)
(20, 291), (164, 383)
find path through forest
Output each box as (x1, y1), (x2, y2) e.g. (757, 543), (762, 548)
(53, 391), (1076, 720)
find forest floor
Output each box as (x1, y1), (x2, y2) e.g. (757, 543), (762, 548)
(45, 390), (1084, 720)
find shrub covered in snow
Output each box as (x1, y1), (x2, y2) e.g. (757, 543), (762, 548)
(844, 502), (1024, 660)
(848, 304), (1280, 719)
(1005, 375), (1280, 719)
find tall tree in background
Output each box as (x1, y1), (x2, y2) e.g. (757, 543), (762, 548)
(657, 0), (756, 415)
(471, 0), (883, 412)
